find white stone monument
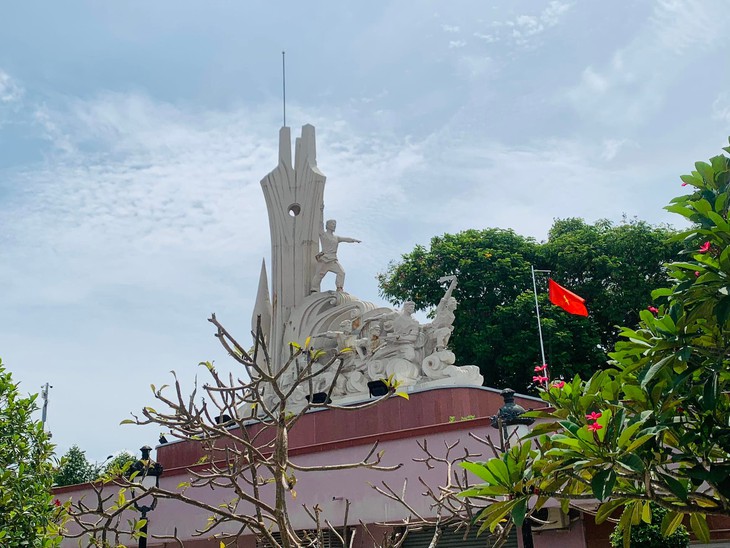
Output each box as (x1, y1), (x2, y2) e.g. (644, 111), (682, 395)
(252, 125), (483, 405)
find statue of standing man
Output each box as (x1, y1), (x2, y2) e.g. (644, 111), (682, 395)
(311, 219), (361, 292)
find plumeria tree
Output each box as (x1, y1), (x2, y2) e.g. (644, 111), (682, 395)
(58, 316), (406, 548)
(460, 140), (730, 547)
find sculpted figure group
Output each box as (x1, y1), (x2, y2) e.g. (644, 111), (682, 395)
(287, 211), (482, 404)
(308, 276), (462, 398)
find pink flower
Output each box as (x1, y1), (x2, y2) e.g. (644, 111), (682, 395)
(534, 364), (548, 372)
(532, 375), (548, 383)
(681, 182), (688, 186)
(647, 306), (658, 315)
(587, 422), (603, 432)
(552, 380), (565, 389)
(699, 241), (711, 253)
(695, 271), (700, 277)
(585, 411), (602, 421)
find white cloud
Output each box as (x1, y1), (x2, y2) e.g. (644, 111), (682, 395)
(455, 55), (494, 79)
(441, 24), (460, 33)
(473, 32), (496, 43)
(712, 92), (730, 124)
(650, 0), (723, 55)
(565, 0), (730, 127)
(600, 138), (633, 161)
(577, 66), (610, 94)
(416, 136), (678, 241)
(0, 69), (22, 103)
(449, 40), (467, 49)
(483, 1), (573, 47)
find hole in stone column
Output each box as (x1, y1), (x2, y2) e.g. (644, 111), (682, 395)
(288, 203), (301, 217)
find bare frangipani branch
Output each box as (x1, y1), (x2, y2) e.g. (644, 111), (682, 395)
(65, 314), (410, 548)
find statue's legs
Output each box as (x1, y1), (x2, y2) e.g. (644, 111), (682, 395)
(333, 262), (345, 291)
(311, 266), (327, 292)
(311, 260), (346, 292)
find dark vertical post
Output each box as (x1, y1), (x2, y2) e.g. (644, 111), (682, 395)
(521, 522), (534, 548)
(139, 510), (148, 548)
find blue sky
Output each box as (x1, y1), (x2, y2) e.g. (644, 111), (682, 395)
(1, 0), (729, 462)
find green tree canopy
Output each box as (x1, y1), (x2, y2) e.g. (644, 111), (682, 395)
(54, 445), (94, 487)
(610, 504), (689, 548)
(97, 451), (136, 479)
(378, 219), (680, 391)
(0, 358), (58, 547)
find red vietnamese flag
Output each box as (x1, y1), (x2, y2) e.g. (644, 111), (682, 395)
(549, 279), (588, 317)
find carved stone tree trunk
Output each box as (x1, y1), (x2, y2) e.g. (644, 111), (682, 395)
(260, 125), (326, 372)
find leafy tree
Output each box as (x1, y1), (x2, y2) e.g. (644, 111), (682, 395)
(54, 445), (94, 487)
(97, 451), (136, 479)
(543, 217), (681, 351)
(609, 504), (689, 548)
(378, 220), (679, 391)
(459, 139), (730, 547)
(0, 357), (59, 547)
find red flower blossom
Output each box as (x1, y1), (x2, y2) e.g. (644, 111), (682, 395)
(647, 306), (658, 314)
(534, 363), (548, 372)
(552, 380), (566, 389)
(695, 271), (700, 277)
(585, 411), (602, 421)
(587, 422), (603, 432)
(699, 241), (711, 253)
(532, 375), (548, 383)
(53, 499), (61, 507)
(681, 182), (688, 186)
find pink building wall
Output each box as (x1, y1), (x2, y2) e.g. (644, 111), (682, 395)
(56, 386), (565, 547)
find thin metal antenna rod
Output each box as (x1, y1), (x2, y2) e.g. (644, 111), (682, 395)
(41, 382), (52, 430)
(282, 51), (286, 127)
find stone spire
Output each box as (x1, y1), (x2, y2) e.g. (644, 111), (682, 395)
(260, 125), (326, 371)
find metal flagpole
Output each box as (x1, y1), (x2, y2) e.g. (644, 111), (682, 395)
(531, 266), (550, 372)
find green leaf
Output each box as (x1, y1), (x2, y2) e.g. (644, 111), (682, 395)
(511, 497), (528, 527)
(617, 421), (643, 449)
(595, 499), (626, 524)
(618, 504), (634, 548)
(475, 499), (520, 535)
(460, 462), (502, 485)
(487, 459), (512, 486)
(617, 453), (644, 473)
(660, 511), (684, 537)
(591, 468), (616, 501)
(703, 373), (718, 411)
(640, 355), (674, 387)
(641, 501), (651, 524)
(624, 433), (655, 454)
(690, 513), (710, 543)
(658, 473), (688, 502)
(695, 161), (715, 185)
(198, 361), (214, 371)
